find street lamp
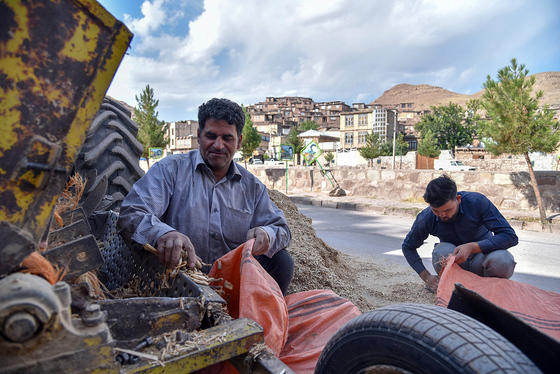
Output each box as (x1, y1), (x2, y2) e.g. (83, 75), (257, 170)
(392, 108), (397, 170)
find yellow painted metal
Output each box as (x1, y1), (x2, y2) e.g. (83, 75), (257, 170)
(0, 0), (132, 271)
(124, 318), (265, 374)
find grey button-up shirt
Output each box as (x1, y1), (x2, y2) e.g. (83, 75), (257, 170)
(117, 151), (291, 266)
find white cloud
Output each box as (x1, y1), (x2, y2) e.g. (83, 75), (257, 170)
(106, 0), (560, 121)
(124, 0), (167, 37)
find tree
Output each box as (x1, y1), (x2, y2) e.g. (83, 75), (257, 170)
(135, 84), (169, 168)
(286, 127), (304, 165)
(380, 133), (408, 156)
(240, 106), (261, 167)
(415, 102), (476, 154)
(300, 120), (318, 131)
(324, 151), (335, 165)
(359, 131), (383, 166)
(417, 130), (441, 158)
(481, 58), (560, 227)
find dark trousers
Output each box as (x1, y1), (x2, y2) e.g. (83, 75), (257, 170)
(255, 249), (294, 295)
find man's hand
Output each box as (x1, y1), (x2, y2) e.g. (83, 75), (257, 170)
(452, 242), (481, 264)
(246, 227), (270, 256)
(156, 231), (196, 269)
(419, 270), (439, 293)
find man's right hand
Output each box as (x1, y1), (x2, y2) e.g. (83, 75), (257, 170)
(156, 231), (196, 269)
(419, 270), (439, 293)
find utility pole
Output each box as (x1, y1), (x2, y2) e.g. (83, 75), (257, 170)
(392, 108), (397, 170)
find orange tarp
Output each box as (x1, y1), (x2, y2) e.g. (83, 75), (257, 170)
(208, 240), (361, 373)
(437, 255), (560, 342)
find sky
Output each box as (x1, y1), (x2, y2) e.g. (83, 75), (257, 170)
(98, 0), (560, 122)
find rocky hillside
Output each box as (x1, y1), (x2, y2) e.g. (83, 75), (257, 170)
(370, 71), (560, 110)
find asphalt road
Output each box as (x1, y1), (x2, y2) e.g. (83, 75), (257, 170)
(296, 204), (560, 294)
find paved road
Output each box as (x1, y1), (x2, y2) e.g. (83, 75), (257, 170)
(296, 204), (560, 294)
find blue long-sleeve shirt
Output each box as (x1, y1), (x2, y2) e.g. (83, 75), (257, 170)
(402, 191), (518, 274)
(117, 151), (291, 266)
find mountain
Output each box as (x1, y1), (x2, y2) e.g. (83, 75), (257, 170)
(369, 71), (560, 110)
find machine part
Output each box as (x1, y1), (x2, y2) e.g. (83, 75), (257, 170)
(0, 0), (133, 274)
(79, 174), (109, 218)
(121, 317), (265, 373)
(97, 211), (223, 304)
(42, 234), (104, 281)
(97, 297), (202, 343)
(448, 284), (560, 374)
(315, 303), (541, 374)
(74, 97), (145, 213)
(47, 219), (91, 247)
(0, 273), (114, 373)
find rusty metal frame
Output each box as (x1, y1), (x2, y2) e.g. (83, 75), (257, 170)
(0, 0), (133, 274)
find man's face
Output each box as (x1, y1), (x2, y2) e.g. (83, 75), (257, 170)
(198, 118), (242, 177)
(430, 195), (461, 223)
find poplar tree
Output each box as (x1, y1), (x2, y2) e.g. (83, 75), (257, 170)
(135, 84), (169, 168)
(481, 58), (560, 227)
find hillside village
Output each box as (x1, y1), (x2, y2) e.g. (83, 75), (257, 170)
(114, 71), (560, 168)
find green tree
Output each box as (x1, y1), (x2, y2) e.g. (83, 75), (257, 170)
(300, 120), (318, 131)
(135, 84), (169, 168)
(415, 102), (476, 154)
(324, 151), (335, 165)
(417, 130), (441, 158)
(380, 133), (408, 156)
(240, 106), (261, 167)
(359, 131), (383, 166)
(286, 127), (304, 165)
(481, 58), (560, 226)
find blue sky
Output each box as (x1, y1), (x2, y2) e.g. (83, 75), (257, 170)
(98, 0), (560, 122)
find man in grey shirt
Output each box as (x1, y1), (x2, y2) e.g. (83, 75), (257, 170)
(117, 98), (293, 294)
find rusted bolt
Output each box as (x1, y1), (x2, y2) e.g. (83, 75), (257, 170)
(81, 304), (106, 327)
(3, 312), (39, 342)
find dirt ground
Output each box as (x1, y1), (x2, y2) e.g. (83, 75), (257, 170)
(269, 189), (436, 313)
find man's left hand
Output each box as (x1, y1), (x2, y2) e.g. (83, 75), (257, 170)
(453, 242), (481, 264)
(246, 227), (270, 256)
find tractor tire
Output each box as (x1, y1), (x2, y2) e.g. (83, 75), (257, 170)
(75, 97), (144, 212)
(315, 303), (540, 374)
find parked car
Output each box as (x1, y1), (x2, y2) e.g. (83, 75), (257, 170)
(264, 158), (285, 166)
(249, 158), (263, 164)
(434, 159), (476, 171)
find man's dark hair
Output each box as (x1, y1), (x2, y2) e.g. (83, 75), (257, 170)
(198, 98), (245, 137)
(423, 174), (457, 207)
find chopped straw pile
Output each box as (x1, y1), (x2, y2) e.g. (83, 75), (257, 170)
(268, 189), (435, 312)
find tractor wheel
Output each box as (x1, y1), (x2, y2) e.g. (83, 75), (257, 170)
(75, 97), (144, 212)
(315, 303), (540, 374)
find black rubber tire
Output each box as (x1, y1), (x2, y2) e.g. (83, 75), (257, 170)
(75, 97), (145, 212)
(315, 303), (541, 374)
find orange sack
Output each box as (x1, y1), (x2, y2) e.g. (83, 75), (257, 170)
(208, 240), (360, 373)
(437, 255), (560, 342)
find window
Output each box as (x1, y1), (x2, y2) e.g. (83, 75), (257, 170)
(358, 114), (367, 125)
(345, 116), (354, 127)
(345, 132), (354, 145)
(358, 131), (368, 143)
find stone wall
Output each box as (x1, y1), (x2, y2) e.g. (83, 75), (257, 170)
(251, 166), (560, 214)
(334, 150), (559, 172)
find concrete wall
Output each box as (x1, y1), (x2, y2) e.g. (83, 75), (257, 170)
(251, 166), (560, 214)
